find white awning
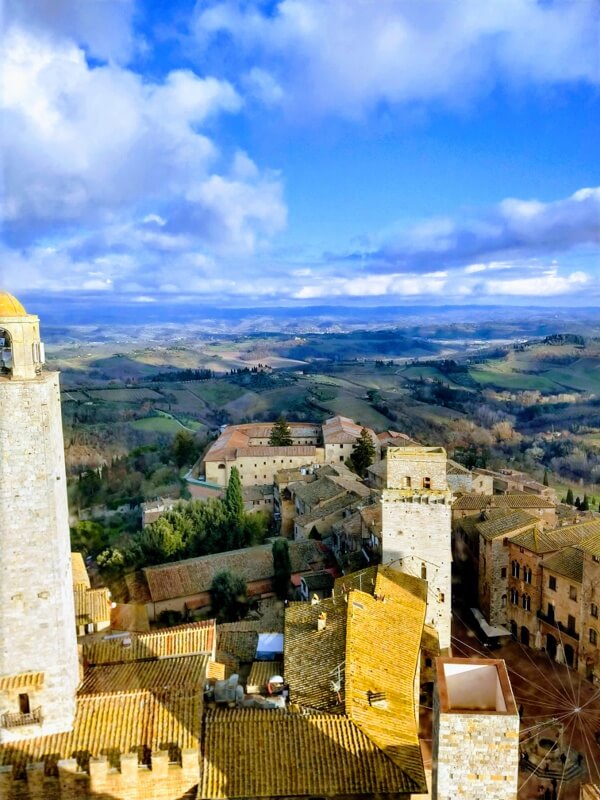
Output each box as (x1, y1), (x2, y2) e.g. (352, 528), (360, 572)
(471, 608), (511, 638)
(257, 633), (284, 654)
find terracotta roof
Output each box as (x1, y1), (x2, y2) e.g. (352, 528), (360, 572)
(200, 707), (421, 799)
(124, 570), (152, 603)
(71, 552), (90, 588)
(0, 689), (200, 770)
(322, 415), (377, 445)
(82, 621), (215, 665)
(74, 586), (111, 625)
(291, 476), (345, 507)
(543, 547), (584, 583)
(421, 624), (440, 655)
(144, 540), (326, 603)
(284, 598), (348, 711)
(575, 523), (600, 557)
(216, 629), (258, 663)
(295, 493), (359, 527)
(301, 570), (335, 592)
(110, 602), (150, 633)
(203, 422), (320, 462)
(246, 661), (283, 693)
(0, 672), (44, 691)
(477, 511), (539, 542)
(79, 654), (211, 694)
(453, 493), (555, 511)
(510, 523), (593, 555)
(495, 492), (555, 509)
(453, 494), (490, 510)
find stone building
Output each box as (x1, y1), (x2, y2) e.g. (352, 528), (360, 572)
(578, 530), (600, 684)
(0, 292), (79, 744)
(539, 546), (584, 668)
(381, 447), (452, 650)
(432, 657), (519, 800)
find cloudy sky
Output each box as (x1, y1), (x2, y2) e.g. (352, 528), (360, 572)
(1, 0), (599, 309)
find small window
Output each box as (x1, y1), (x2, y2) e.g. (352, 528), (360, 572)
(522, 595), (531, 612)
(405, 476), (412, 488)
(501, 567), (507, 579)
(501, 594), (507, 608)
(590, 628), (598, 645)
(423, 477), (431, 489)
(549, 576), (557, 591)
(511, 561), (520, 579)
(340, 456), (344, 462)
(421, 564), (427, 580)
(567, 614), (576, 633)
(425, 657), (432, 668)
(569, 585), (578, 601)
(438, 592), (445, 603)
(591, 603), (598, 619)
(19, 694), (30, 714)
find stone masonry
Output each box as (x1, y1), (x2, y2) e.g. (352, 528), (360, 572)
(381, 447), (452, 650)
(0, 302), (79, 743)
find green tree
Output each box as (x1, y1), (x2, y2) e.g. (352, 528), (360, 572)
(171, 430), (198, 469)
(268, 415), (293, 446)
(210, 570), (248, 621)
(543, 469), (549, 487)
(581, 494), (590, 511)
(272, 538), (292, 600)
(70, 520), (108, 556)
(565, 488), (574, 505)
(575, 496), (581, 509)
(350, 427), (376, 477)
(224, 466), (245, 549)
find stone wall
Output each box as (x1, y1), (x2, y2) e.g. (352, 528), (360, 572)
(432, 692), (519, 799)
(386, 447), (447, 491)
(0, 373), (79, 742)
(0, 749), (198, 800)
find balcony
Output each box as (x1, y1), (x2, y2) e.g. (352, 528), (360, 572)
(537, 610), (579, 641)
(1, 707), (43, 729)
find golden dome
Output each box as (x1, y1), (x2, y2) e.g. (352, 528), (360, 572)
(0, 291), (27, 317)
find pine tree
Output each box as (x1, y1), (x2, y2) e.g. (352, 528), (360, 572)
(575, 496), (581, 509)
(543, 469), (549, 487)
(268, 415), (293, 446)
(210, 570), (248, 621)
(581, 494), (590, 511)
(566, 488), (574, 506)
(350, 427), (376, 477)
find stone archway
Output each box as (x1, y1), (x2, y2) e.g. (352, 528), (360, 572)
(521, 626), (530, 647)
(546, 633), (557, 660)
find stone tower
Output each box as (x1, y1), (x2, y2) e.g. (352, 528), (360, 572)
(381, 446), (452, 650)
(0, 292), (79, 743)
(432, 657), (519, 800)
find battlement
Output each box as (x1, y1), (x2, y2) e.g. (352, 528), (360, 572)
(386, 446), (448, 492)
(0, 749), (199, 800)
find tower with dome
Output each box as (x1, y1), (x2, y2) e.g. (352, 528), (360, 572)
(0, 291), (79, 743)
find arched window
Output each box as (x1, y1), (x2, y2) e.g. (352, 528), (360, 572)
(510, 588), (519, 605)
(0, 328), (13, 375)
(522, 594), (531, 611)
(511, 561), (520, 579)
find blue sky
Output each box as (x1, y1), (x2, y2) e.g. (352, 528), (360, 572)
(1, 0), (599, 309)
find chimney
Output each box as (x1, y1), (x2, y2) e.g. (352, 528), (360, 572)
(317, 612), (327, 632)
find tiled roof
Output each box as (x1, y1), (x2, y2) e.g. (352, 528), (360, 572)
(495, 492), (555, 509)
(421, 624), (440, 655)
(291, 476), (345, 507)
(453, 494), (490, 510)
(284, 598), (348, 711)
(79, 654), (211, 694)
(477, 511), (539, 542)
(0, 689), (200, 769)
(203, 422), (321, 462)
(0, 672), (44, 691)
(200, 708), (422, 799)
(574, 522), (600, 557)
(367, 458), (388, 477)
(242, 483), (274, 502)
(543, 547), (584, 583)
(144, 540), (326, 602)
(246, 661), (283, 693)
(110, 602), (150, 633)
(216, 629), (258, 663)
(82, 620), (215, 665)
(74, 586), (111, 625)
(71, 552), (90, 588)
(453, 493), (555, 511)
(322, 415), (378, 446)
(510, 523), (593, 554)
(295, 493), (359, 527)
(344, 590), (425, 788)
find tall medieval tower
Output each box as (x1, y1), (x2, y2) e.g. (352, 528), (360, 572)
(381, 447), (453, 650)
(0, 292), (79, 743)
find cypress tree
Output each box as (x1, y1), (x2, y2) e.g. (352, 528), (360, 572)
(272, 538), (292, 600)
(565, 488), (574, 505)
(269, 415), (293, 446)
(350, 427), (376, 477)
(224, 467), (245, 549)
(543, 469), (549, 487)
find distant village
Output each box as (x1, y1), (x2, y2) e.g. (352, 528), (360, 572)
(2, 292), (600, 800)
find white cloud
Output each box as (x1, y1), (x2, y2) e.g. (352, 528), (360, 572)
(485, 269), (590, 297)
(193, 0), (600, 117)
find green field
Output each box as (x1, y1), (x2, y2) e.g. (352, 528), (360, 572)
(131, 416), (184, 434)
